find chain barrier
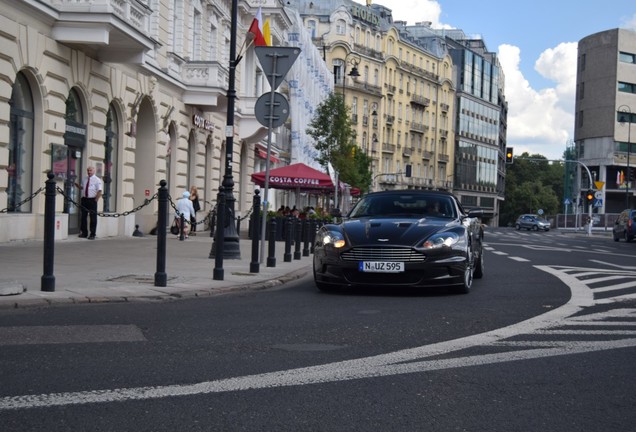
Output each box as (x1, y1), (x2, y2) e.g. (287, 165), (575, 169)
(2, 182), (254, 228)
(55, 186), (158, 217)
(0, 186), (46, 213)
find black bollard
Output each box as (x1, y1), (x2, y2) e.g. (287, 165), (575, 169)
(41, 172), (56, 292)
(302, 219), (310, 257)
(250, 190), (260, 273)
(283, 216), (293, 262)
(179, 213), (185, 241)
(310, 219), (317, 254)
(294, 218), (302, 260)
(267, 218), (276, 267)
(154, 180), (168, 287)
(213, 187), (225, 280)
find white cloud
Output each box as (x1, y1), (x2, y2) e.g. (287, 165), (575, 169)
(380, 0), (575, 160)
(497, 42), (576, 160)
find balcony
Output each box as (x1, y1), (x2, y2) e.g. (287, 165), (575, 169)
(46, 0), (156, 62)
(422, 150), (433, 160)
(386, 115), (395, 125)
(438, 154), (450, 163)
(385, 84), (396, 94)
(409, 122), (426, 133)
(440, 103), (450, 112)
(351, 114), (358, 125)
(349, 80), (383, 97)
(181, 61), (229, 108)
(410, 94), (430, 107)
(382, 142), (396, 154)
(402, 147), (413, 157)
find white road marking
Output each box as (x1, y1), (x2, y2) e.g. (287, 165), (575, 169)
(509, 256), (530, 262)
(1, 264), (635, 411)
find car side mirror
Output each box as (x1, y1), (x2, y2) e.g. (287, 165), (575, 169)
(467, 208), (484, 218)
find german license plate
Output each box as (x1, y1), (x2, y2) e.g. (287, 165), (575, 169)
(359, 261), (404, 273)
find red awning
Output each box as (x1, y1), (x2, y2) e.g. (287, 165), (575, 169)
(256, 149), (280, 164)
(251, 162), (334, 190)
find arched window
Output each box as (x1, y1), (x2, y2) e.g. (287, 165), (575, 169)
(103, 105), (120, 212)
(8, 72), (34, 212)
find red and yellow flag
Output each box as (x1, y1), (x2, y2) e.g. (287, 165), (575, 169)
(248, 7), (269, 47)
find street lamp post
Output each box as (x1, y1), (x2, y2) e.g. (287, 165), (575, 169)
(618, 105), (633, 209)
(339, 52), (360, 98)
(210, 0), (241, 259)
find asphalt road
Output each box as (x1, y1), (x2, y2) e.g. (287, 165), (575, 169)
(0, 228), (635, 431)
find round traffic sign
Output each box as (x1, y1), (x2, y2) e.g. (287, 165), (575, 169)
(255, 92), (289, 128)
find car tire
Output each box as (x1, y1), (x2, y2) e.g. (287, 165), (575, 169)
(532, 225), (539, 231)
(313, 261), (335, 292)
(455, 247), (474, 294)
(515, 224), (521, 230)
(474, 248), (484, 279)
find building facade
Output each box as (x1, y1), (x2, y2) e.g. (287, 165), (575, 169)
(0, 0), (330, 242)
(289, 0), (508, 225)
(575, 28), (636, 213)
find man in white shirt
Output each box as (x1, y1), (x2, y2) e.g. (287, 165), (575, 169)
(79, 166), (103, 239)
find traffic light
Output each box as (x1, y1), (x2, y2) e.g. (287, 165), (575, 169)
(505, 147), (514, 164)
(585, 190), (595, 205)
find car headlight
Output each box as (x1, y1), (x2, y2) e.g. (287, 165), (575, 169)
(422, 232), (460, 249)
(323, 232), (346, 248)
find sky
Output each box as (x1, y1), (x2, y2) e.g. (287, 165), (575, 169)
(375, 0), (636, 160)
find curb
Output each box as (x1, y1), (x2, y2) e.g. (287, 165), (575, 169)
(0, 267), (312, 310)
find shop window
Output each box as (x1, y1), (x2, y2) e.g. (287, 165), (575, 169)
(8, 72), (34, 212)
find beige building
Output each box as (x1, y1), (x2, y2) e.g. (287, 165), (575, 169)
(575, 28), (636, 213)
(291, 0), (455, 192)
(0, 0), (329, 242)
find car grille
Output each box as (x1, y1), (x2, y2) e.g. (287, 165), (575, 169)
(341, 247), (425, 262)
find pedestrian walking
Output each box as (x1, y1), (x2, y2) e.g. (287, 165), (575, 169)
(175, 190), (195, 239)
(189, 186), (200, 233)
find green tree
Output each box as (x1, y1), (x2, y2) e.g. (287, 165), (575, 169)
(306, 93), (372, 193)
(499, 152), (564, 226)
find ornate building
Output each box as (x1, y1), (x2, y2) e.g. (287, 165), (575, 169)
(0, 0), (330, 242)
(290, 0), (456, 194)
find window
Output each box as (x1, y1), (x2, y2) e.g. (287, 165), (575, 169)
(618, 81), (635, 94)
(619, 51), (636, 64)
(103, 105), (119, 212)
(336, 19), (346, 35)
(192, 9), (201, 59)
(8, 72), (34, 212)
(307, 20), (317, 38)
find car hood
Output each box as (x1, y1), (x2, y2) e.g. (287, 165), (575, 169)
(341, 217), (456, 246)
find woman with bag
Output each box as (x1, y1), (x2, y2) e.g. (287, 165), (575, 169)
(175, 190), (195, 239)
(189, 186), (200, 233)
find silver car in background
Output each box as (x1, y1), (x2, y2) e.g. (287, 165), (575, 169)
(515, 214), (551, 231)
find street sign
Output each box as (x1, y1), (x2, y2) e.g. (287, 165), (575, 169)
(255, 46), (301, 91)
(594, 191), (602, 199)
(594, 181), (605, 190)
(255, 92), (289, 127)
(594, 198), (603, 208)
(564, 198), (571, 205)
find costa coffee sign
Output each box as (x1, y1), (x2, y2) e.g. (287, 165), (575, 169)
(192, 114), (213, 131)
(270, 177), (321, 186)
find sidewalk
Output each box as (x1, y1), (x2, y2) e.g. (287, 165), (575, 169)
(0, 233), (312, 309)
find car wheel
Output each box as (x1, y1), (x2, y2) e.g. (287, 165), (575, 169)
(455, 247), (474, 294)
(532, 225), (539, 231)
(313, 260), (334, 292)
(515, 223), (521, 230)
(474, 248), (484, 279)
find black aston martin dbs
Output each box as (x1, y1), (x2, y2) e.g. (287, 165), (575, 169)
(313, 190), (484, 294)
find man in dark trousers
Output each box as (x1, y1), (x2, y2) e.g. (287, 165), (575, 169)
(79, 166), (103, 239)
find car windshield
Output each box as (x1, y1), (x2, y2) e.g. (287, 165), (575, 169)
(348, 194), (456, 219)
